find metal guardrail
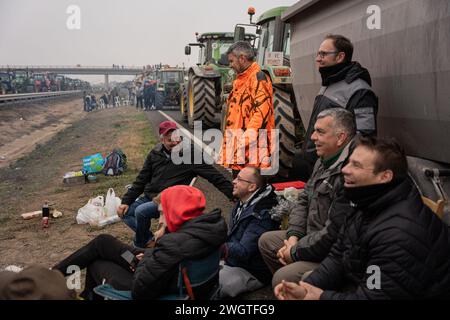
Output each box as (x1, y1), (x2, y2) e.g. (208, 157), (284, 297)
(0, 90), (82, 104)
(0, 65), (144, 70)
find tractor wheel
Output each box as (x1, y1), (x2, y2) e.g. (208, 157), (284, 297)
(180, 83), (188, 122)
(274, 87), (297, 178)
(187, 75), (216, 129)
(155, 91), (164, 110)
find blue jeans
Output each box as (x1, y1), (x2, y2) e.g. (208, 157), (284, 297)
(121, 196), (159, 248)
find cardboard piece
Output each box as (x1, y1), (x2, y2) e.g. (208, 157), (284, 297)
(21, 210), (42, 220)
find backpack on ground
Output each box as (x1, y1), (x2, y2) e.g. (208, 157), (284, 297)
(102, 148), (127, 176)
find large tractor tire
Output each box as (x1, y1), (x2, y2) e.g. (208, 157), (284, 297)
(180, 83), (188, 122)
(155, 91), (164, 110)
(187, 75), (216, 129)
(274, 87), (297, 178)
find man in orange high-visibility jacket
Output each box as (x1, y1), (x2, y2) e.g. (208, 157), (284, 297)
(220, 41), (275, 178)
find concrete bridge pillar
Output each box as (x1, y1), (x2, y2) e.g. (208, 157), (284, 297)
(104, 74), (109, 90)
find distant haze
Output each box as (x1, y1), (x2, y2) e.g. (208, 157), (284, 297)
(0, 0), (296, 83)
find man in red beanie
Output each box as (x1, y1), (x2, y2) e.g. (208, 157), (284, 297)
(53, 185), (227, 300)
(118, 120), (233, 248)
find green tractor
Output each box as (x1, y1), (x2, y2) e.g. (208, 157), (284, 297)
(155, 67), (184, 109)
(182, 32), (256, 128)
(13, 70), (33, 93)
(234, 7), (304, 178)
(0, 72), (16, 95)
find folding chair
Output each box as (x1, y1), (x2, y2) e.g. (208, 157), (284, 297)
(93, 248), (221, 300)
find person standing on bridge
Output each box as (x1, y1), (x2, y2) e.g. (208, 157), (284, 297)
(297, 34), (378, 181)
(220, 41), (275, 179)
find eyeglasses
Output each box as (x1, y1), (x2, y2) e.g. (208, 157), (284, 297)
(235, 176), (256, 184)
(316, 51), (339, 58)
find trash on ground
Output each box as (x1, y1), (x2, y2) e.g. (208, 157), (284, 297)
(52, 210), (63, 218)
(21, 210), (42, 220)
(76, 188), (121, 227)
(87, 174), (97, 183)
(63, 171), (85, 185)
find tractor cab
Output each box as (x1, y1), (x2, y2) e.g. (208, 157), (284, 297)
(155, 67), (184, 109)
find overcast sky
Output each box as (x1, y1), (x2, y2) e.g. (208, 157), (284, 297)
(0, 0), (297, 83)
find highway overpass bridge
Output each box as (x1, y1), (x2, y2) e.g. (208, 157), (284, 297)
(0, 65), (146, 87)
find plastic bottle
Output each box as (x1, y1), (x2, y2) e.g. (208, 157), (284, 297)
(42, 201), (50, 228)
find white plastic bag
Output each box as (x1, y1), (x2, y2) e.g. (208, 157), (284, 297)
(87, 195), (104, 207)
(97, 215), (121, 227)
(77, 191), (122, 227)
(76, 196), (105, 225)
(104, 188), (121, 217)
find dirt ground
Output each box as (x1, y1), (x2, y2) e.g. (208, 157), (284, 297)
(0, 99), (273, 299)
(0, 101), (156, 268)
(0, 97), (86, 169)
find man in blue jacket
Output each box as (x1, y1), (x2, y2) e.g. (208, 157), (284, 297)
(219, 166), (279, 298)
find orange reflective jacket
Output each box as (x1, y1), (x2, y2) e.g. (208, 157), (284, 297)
(220, 62), (274, 171)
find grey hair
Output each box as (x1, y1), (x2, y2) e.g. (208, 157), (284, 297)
(317, 108), (356, 137)
(226, 41), (255, 61)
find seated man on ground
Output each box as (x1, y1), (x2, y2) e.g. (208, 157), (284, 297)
(259, 108), (356, 288)
(117, 120), (233, 248)
(274, 137), (450, 300)
(219, 166), (279, 298)
(53, 186), (227, 300)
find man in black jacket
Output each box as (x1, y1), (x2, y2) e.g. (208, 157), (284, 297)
(275, 137), (450, 300)
(117, 120), (233, 248)
(53, 186), (227, 300)
(298, 34), (378, 180)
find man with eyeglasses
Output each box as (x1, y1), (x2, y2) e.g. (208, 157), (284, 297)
(218, 166), (279, 298)
(117, 120), (233, 249)
(297, 34), (378, 181)
(259, 108), (356, 289)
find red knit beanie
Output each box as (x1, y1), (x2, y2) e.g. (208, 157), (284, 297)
(161, 185), (206, 232)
